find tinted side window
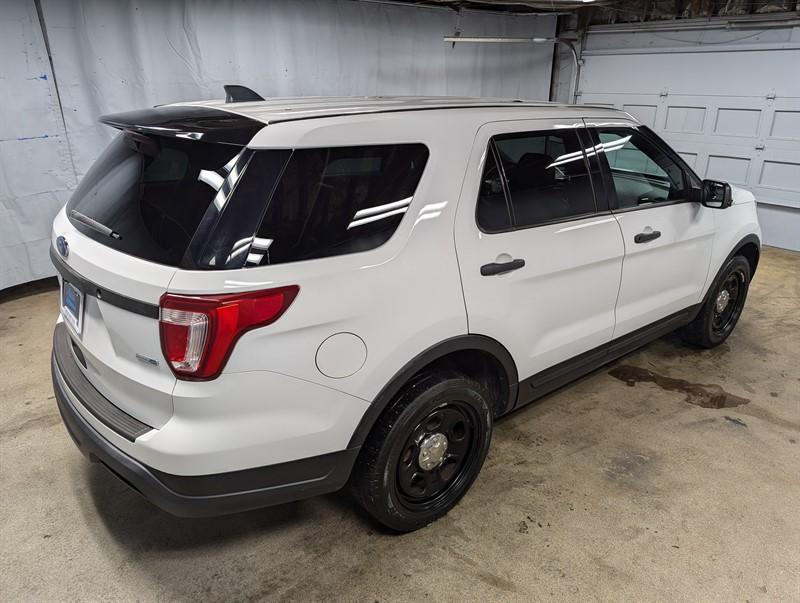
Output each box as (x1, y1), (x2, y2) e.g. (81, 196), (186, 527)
(493, 130), (596, 228)
(596, 128), (687, 209)
(476, 146), (512, 232)
(641, 125), (702, 188)
(251, 144), (428, 266)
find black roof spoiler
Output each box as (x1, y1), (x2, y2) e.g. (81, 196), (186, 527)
(224, 85), (264, 103)
(98, 105), (265, 146)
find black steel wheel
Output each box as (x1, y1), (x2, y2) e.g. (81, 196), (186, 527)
(350, 371), (493, 532)
(680, 255), (751, 348)
(711, 269), (745, 336)
(395, 402), (478, 509)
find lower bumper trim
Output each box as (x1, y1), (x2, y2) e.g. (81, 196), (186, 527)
(53, 322), (151, 441)
(52, 350), (359, 517)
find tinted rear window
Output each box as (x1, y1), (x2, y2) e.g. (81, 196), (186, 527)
(68, 136), (428, 270)
(248, 144), (428, 266)
(66, 132), (242, 266)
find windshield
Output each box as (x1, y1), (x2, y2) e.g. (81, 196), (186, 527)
(66, 132), (243, 266)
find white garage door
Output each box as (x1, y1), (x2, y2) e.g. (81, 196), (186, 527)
(576, 19), (800, 251)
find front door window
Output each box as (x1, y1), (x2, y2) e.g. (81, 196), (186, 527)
(595, 128), (687, 209)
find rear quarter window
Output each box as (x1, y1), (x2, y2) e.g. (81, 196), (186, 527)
(248, 144), (428, 266)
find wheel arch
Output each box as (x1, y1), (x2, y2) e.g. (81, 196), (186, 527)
(704, 233), (761, 303)
(347, 335), (519, 449)
(733, 235), (760, 277)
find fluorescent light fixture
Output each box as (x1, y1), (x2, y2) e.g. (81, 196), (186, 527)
(443, 36), (555, 43)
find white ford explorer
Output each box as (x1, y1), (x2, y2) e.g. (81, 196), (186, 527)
(50, 95), (761, 532)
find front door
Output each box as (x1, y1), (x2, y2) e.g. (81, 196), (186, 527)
(455, 119), (625, 393)
(585, 122), (715, 337)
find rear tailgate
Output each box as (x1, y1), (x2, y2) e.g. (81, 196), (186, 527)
(52, 209), (176, 428)
(50, 105), (267, 429)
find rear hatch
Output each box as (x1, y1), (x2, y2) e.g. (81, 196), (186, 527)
(53, 104), (431, 430)
(52, 106), (264, 428)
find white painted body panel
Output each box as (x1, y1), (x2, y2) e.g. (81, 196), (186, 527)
(54, 344), (369, 475)
(50, 98), (761, 477)
(702, 185), (762, 298)
(167, 111), (475, 405)
(612, 202), (715, 337)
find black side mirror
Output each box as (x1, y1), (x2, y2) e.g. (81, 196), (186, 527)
(700, 179), (733, 209)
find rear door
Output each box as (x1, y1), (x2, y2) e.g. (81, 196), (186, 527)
(455, 119), (624, 392)
(584, 121), (715, 336)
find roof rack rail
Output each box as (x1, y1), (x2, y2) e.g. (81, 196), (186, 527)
(224, 85), (264, 103)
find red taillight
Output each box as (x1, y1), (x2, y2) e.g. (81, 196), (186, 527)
(159, 286), (299, 380)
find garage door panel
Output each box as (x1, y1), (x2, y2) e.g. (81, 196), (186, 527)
(759, 160), (800, 191)
(578, 33), (799, 249)
(646, 95), (798, 212)
(750, 187), (800, 210)
(664, 105), (706, 134)
(622, 103), (658, 127)
(706, 154), (752, 186)
(581, 93), (659, 112)
(770, 110), (800, 140)
(766, 99), (800, 152)
(662, 95), (768, 142)
(580, 89), (799, 210)
(751, 147), (800, 209)
(714, 108), (761, 137)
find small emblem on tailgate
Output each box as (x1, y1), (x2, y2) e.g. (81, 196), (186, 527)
(136, 354), (159, 367)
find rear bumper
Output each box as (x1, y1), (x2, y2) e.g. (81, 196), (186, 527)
(51, 327), (359, 517)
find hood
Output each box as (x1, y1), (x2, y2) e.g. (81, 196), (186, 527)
(730, 185), (756, 205)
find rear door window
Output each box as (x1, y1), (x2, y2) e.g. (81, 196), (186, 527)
(483, 129), (597, 229)
(476, 146), (512, 232)
(248, 144), (428, 266)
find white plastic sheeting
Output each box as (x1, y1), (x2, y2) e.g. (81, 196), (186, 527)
(1, 0), (77, 289)
(0, 0), (556, 290)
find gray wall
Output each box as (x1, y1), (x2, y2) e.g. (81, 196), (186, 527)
(560, 17), (800, 251)
(0, 0), (556, 290)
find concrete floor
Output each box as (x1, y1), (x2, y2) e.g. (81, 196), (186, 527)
(1, 248), (798, 602)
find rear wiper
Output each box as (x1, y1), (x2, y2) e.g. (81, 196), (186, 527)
(69, 210), (122, 240)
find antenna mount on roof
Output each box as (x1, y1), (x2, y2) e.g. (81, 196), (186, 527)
(224, 85), (264, 103)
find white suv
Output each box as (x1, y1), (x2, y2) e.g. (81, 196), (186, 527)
(50, 96), (761, 532)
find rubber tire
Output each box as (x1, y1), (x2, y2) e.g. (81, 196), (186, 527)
(680, 255), (751, 348)
(350, 371), (493, 533)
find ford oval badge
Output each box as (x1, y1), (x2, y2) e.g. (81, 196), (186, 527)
(56, 235), (69, 258)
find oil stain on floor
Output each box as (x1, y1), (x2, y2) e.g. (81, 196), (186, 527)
(608, 364), (750, 409)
